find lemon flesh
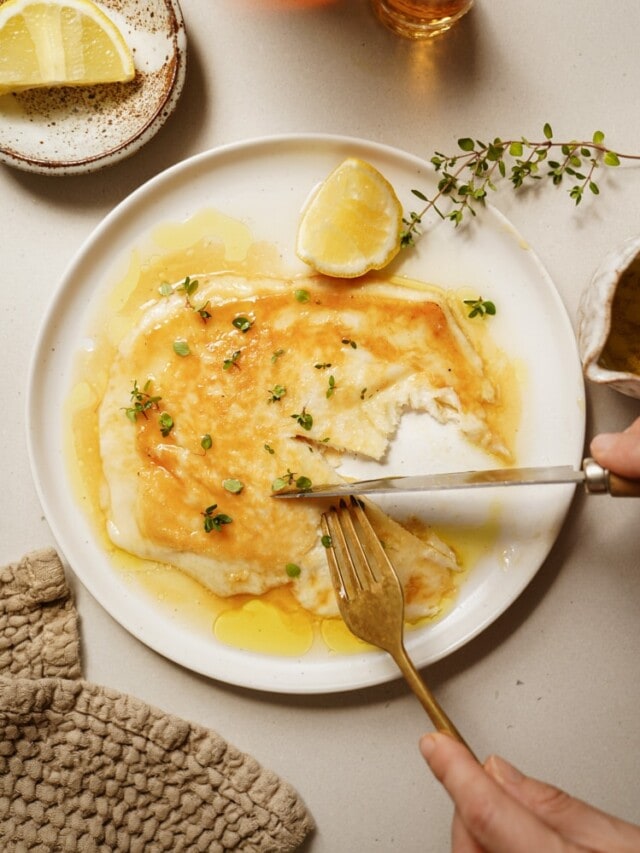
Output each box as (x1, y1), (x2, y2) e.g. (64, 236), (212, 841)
(0, 0), (135, 94)
(296, 157), (404, 279)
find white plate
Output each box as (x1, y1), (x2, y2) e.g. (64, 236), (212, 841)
(0, 0), (186, 175)
(27, 134), (585, 693)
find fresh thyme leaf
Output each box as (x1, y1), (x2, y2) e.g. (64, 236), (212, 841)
(314, 362), (332, 369)
(326, 375), (336, 398)
(264, 443), (275, 455)
(321, 534), (332, 548)
(341, 338), (357, 349)
(285, 563), (301, 578)
(232, 316), (254, 333)
(271, 469), (311, 491)
(195, 301), (212, 321)
(124, 379), (162, 422)
(271, 348), (285, 363)
(177, 275), (199, 297)
(294, 289), (310, 303)
(202, 504), (233, 532)
(159, 282), (173, 297)
(268, 384), (287, 402)
(158, 412), (174, 436)
(223, 350), (241, 371)
(400, 125), (637, 244)
(201, 434), (212, 451)
(291, 408), (313, 430)
(223, 478), (244, 494)
(173, 339), (190, 357)
(463, 297), (496, 319)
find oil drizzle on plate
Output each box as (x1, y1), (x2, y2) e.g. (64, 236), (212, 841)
(65, 209), (508, 659)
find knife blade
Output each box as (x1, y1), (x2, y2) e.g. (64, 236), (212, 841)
(272, 457), (640, 498)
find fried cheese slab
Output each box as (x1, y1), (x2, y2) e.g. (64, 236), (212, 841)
(99, 274), (510, 619)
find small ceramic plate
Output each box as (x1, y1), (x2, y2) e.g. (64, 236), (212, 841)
(0, 0), (186, 175)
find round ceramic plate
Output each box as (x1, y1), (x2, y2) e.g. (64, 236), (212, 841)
(0, 0), (186, 175)
(27, 135), (586, 693)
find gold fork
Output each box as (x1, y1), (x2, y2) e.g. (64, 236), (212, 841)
(321, 496), (473, 752)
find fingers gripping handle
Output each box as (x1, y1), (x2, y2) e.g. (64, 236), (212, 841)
(583, 457), (640, 497)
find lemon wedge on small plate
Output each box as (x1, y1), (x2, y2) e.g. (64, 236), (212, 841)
(0, 0), (135, 94)
(296, 157), (404, 278)
(0, 0), (186, 174)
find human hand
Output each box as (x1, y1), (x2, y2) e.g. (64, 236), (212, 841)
(420, 732), (640, 852)
(590, 415), (640, 480)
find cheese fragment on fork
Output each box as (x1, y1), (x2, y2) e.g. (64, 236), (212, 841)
(99, 274), (513, 619)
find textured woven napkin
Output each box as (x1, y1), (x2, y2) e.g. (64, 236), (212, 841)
(0, 548), (314, 852)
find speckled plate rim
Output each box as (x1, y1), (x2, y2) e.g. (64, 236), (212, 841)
(0, 0), (186, 175)
(26, 134), (586, 693)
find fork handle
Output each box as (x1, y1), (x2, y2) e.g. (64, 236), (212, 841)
(392, 644), (477, 759)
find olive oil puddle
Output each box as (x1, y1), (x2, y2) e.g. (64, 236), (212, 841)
(65, 208), (515, 659)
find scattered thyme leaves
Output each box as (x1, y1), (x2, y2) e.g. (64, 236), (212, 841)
(124, 379), (161, 422)
(202, 504), (233, 533)
(326, 375), (336, 398)
(173, 339), (190, 357)
(285, 563), (301, 578)
(201, 434), (212, 451)
(223, 350), (241, 371)
(294, 289), (310, 303)
(464, 297), (496, 318)
(223, 478), (244, 494)
(158, 412), (174, 436)
(321, 535), (332, 548)
(232, 316), (254, 333)
(271, 471), (312, 492)
(291, 408), (313, 431)
(177, 275), (199, 297)
(195, 301), (212, 322)
(341, 338), (357, 349)
(271, 348), (286, 363)
(268, 384), (287, 402)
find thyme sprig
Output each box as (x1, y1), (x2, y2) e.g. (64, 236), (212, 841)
(401, 125), (639, 245)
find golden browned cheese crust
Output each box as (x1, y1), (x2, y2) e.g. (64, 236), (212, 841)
(99, 274), (508, 618)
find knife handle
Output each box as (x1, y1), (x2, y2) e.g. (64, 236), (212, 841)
(583, 458), (640, 497)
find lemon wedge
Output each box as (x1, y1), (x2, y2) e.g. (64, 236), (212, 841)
(296, 157), (403, 278)
(0, 0), (135, 95)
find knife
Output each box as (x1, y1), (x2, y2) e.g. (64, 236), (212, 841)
(272, 457), (640, 499)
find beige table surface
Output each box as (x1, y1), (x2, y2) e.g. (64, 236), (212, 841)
(2, 1), (640, 850)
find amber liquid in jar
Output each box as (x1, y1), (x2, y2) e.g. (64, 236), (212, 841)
(372, 0), (474, 38)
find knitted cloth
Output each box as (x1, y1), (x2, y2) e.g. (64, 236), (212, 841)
(0, 549), (314, 852)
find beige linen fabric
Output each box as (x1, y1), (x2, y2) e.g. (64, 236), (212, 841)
(0, 549), (314, 852)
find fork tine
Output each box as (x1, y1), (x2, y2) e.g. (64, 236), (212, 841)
(347, 497), (398, 584)
(336, 499), (379, 589)
(321, 507), (358, 601)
